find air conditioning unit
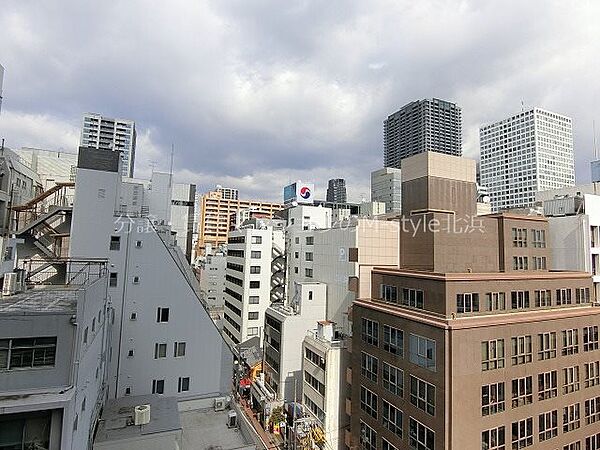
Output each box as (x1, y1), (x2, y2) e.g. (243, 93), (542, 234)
(134, 404), (151, 426)
(2, 273), (18, 296)
(214, 397), (228, 411)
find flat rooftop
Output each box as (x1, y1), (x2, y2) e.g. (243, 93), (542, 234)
(95, 395), (181, 444)
(180, 407), (254, 450)
(0, 286), (79, 315)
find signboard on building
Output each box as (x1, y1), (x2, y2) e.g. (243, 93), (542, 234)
(283, 181), (315, 205)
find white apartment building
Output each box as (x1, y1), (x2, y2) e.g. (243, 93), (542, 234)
(222, 219), (285, 349)
(302, 321), (348, 450)
(0, 261), (110, 450)
(16, 147), (78, 189)
(262, 282), (327, 402)
(69, 147), (231, 401)
(80, 113), (136, 178)
(216, 185), (239, 200)
(480, 107), (575, 212)
(371, 167), (402, 213)
(537, 185), (600, 300)
(199, 248), (227, 323)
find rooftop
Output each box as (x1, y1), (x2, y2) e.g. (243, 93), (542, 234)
(180, 407), (255, 450)
(0, 286), (79, 315)
(95, 395), (181, 444)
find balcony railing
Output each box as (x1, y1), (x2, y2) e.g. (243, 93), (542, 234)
(19, 258), (108, 286)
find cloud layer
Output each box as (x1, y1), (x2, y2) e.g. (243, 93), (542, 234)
(0, 0), (599, 201)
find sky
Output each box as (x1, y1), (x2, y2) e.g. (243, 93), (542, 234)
(0, 0), (599, 202)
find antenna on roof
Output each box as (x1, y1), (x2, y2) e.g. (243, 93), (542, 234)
(521, 100), (524, 113)
(594, 120), (598, 160)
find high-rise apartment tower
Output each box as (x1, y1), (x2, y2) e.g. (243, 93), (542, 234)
(326, 178), (347, 203)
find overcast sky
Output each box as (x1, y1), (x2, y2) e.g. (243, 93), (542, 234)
(0, 1), (598, 202)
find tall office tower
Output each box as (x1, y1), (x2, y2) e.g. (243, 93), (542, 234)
(371, 167), (402, 213)
(80, 113), (137, 177)
(480, 107), (575, 212)
(216, 185), (239, 200)
(196, 187), (282, 256)
(0, 64), (4, 113)
(349, 151), (599, 450)
(326, 178), (347, 203)
(171, 182), (196, 262)
(384, 98), (462, 168)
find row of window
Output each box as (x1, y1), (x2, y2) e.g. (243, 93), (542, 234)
(481, 327), (599, 371)
(0, 337), (57, 370)
(359, 417), (434, 450)
(482, 420), (600, 450)
(151, 376), (190, 394)
(153, 341), (186, 359)
(511, 227), (546, 248)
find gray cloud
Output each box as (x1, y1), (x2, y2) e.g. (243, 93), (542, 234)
(0, 0), (599, 202)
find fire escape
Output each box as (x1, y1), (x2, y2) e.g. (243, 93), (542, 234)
(270, 241), (285, 304)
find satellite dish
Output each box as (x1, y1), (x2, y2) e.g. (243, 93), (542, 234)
(482, 195), (491, 204)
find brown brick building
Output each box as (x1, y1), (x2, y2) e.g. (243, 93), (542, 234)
(349, 152), (600, 450)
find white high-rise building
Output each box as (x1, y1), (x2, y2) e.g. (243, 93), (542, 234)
(222, 219), (285, 349)
(80, 113), (137, 178)
(16, 147), (78, 189)
(480, 107), (575, 212)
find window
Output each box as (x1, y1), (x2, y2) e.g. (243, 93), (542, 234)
(359, 421), (376, 450)
(249, 296), (260, 304)
(381, 284), (398, 303)
(294, 267), (299, 274)
(486, 292), (506, 311)
(511, 418), (533, 448)
(110, 236), (120, 251)
(512, 228), (527, 247)
(585, 361), (600, 387)
(563, 442), (581, 450)
(402, 288), (424, 309)
(306, 236), (314, 245)
(512, 376), (533, 408)
(305, 252), (313, 261)
(133, 275), (140, 284)
(382, 400), (403, 437)
(535, 290), (551, 307)
(250, 266), (261, 274)
(152, 379), (165, 394)
(576, 287), (590, 304)
(109, 272), (118, 287)
(382, 438), (399, 450)
(587, 433), (600, 450)
(359, 385), (378, 418)
(248, 312), (259, 320)
(482, 426), (505, 450)
(249, 281), (260, 288)
(538, 370), (558, 400)
(584, 326), (599, 352)
(457, 293), (479, 313)
(154, 343), (167, 359)
(250, 251), (261, 258)
(511, 291), (529, 309)
(564, 366), (580, 394)
(538, 410), (558, 441)
(512, 256), (528, 270)
(409, 334), (436, 371)
(304, 394), (325, 423)
(295, 251), (299, 259)
(482, 339), (505, 371)
(383, 325), (403, 356)
(557, 288), (573, 305)
(563, 403), (581, 433)
(482, 382), (505, 416)
(382, 362), (403, 397)
(294, 237), (299, 244)
(135, 240), (143, 248)
(538, 332), (557, 360)
(410, 375), (435, 416)
(532, 256), (547, 270)
(178, 376), (190, 392)
(157, 307), (170, 323)
(361, 352), (378, 382)
(585, 396), (600, 425)
(305, 347), (326, 370)
(83, 327), (88, 344)
(174, 342), (186, 357)
(532, 229), (546, 248)
(563, 329), (579, 355)
(0, 337), (57, 370)
(92, 318), (96, 332)
(305, 268), (313, 278)
(361, 318), (378, 346)
(409, 417), (435, 450)
(511, 335), (532, 365)
(247, 327), (259, 336)
(251, 236), (262, 244)
(308, 291), (313, 300)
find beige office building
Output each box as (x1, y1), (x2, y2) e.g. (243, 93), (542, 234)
(349, 152), (600, 450)
(196, 188), (282, 255)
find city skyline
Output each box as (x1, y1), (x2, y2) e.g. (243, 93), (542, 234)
(0, 2), (599, 203)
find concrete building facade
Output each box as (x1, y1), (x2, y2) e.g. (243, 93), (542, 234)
(80, 113), (137, 178)
(384, 98), (462, 169)
(16, 147), (78, 189)
(480, 108), (575, 212)
(371, 167), (402, 214)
